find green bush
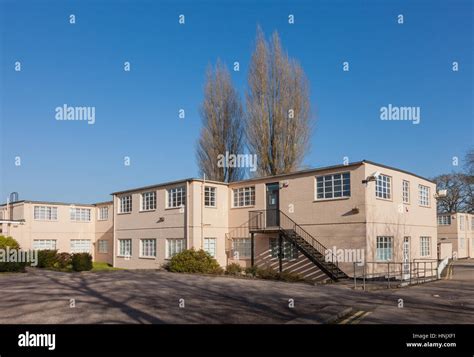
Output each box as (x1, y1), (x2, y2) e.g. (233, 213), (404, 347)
(244, 266), (258, 277)
(55, 252), (72, 270)
(0, 235), (27, 272)
(37, 250), (58, 268)
(278, 270), (306, 282)
(71, 253), (93, 272)
(255, 266), (279, 280)
(167, 249), (223, 274)
(225, 263), (243, 275)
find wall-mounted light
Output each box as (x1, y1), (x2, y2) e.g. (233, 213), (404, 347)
(157, 217), (164, 223)
(362, 171), (380, 184)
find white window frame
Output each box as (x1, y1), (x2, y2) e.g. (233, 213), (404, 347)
(167, 187), (186, 208)
(418, 185), (430, 207)
(232, 238), (251, 259)
(376, 236), (393, 261)
(119, 195), (132, 213)
(232, 187), (255, 208)
(140, 192), (157, 211)
(420, 236), (431, 257)
(204, 186), (216, 207)
(118, 239), (132, 257)
(203, 237), (216, 257)
(32, 239), (57, 250)
(98, 206), (109, 221)
(98, 240), (108, 254)
(459, 215), (465, 231)
(437, 215), (451, 225)
(70, 207), (91, 222)
(375, 175), (392, 200)
(402, 180), (410, 204)
(460, 237), (465, 250)
(315, 172), (351, 200)
(166, 238), (185, 258)
(70, 239), (91, 253)
(140, 239), (156, 258)
(33, 206), (58, 221)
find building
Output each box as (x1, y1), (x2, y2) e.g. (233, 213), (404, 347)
(111, 160), (438, 280)
(437, 212), (474, 259)
(0, 200), (113, 264)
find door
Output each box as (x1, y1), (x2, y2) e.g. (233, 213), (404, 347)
(266, 183), (280, 227)
(402, 237), (410, 280)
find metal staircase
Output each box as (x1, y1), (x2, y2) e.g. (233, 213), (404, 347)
(249, 209), (347, 281)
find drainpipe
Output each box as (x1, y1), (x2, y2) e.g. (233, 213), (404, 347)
(201, 174), (205, 250)
(186, 181), (190, 249)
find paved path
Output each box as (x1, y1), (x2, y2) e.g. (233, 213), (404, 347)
(0, 259), (472, 324)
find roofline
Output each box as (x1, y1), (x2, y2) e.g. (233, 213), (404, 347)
(0, 200), (96, 207)
(362, 160), (435, 184)
(111, 178), (194, 195)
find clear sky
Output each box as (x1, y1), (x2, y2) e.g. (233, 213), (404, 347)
(0, 0), (472, 203)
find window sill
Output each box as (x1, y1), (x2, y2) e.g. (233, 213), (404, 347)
(313, 197), (350, 202)
(230, 205), (256, 210)
(165, 207), (185, 211)
(117, 212), (132, 215)
(139, 209), (156, 213)
(375, 197), (393, 202)
(139, 256), (156, 260)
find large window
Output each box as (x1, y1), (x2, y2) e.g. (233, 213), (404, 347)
(232, 238), (251, 259)
(70, 239), (91, 253)
(233, 187), (255, 207)
(316, 172), (350, 199)
(437, 215), (451, 225)
(119, 195), (132, 213)
(402, 180), (410, 204)
(98, 206), (109, 221)
(70, 208), (91, 222)
(167, 187), (186, 208)
(166, 239), (185, 258)
(140, 239), (156, 258)
(376, 236), (393, 261)
(119, 239), (132, 256)
(141, 192), (156, 211)
(204, 186), (216, 207)
(204, 237), (216, 257)
(33, 239), (57, 250)
(376, 175), (391, 199)
(460, 215), (465, 230)
(33, 206), (58, 221)
(98, 240), (108, 254)
(269, 238), (298, 260)
(460, 237), (465, 250)
(418, 185), (430, 207)
(420, 236), (431, 257)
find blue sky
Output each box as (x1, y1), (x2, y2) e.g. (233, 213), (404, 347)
(0, 0), (472, 203)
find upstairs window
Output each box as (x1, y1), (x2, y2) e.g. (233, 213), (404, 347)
(98, 207), (109, 221)
(141, 192), (156, 211)
(376, 175), (391, 199)
(70, 208), (91, 222)
(316, 172), (350, 199)
(418, 185), (430, 207)
(33, 206), (58, 221)
(119, 195), (132, 213)
(437, 215), (451, 225)
(402, 180), (410, 203)
(204, 186), (216, 207)
(233, 187), (255, 207)
(460, 215), (465, 231)
(167, 187), (186, 208)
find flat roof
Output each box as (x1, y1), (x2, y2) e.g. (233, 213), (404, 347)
(0, 200), (107, 207)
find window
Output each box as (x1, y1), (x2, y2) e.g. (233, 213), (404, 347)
(233, 187), (255, 207)
(402, 180), (410, 203)
(98, 240), (108, 254)
(119, 239), (132, 256)
(204, 237), (216, 257)
(166, 239), (185, 258)
(140, 239), (156, 258)
(70, 208), (91, 222)
(437, 215), (451, 225)
(420, 236), (431, 257)
(33, 206), (58, 221)
(98, 207), (109, 221)
(232, 238), (251, 259)
(460, 215), (465, 230)
(140, 192), (156, 211)
(460, 237), (465, 250)
(167, 187), (185, 208)
(376, 236), (393, 261)
(375, 175), (391, 199)
(471, 216), (474, 230)
(70, 239), (91, 253)
(269, 238), (299, 260)
(418, 185), (430, 207)
(204, 186), (216, 207)
(33, 239), (56, 250)
(119, 195), (132, 213)
(316, 172), (350, 199)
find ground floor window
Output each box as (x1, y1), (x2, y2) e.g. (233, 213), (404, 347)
(269, 238), (298, 260)
(118, 239), (132, 257)
(70, 239), (91, 253)
(98, 240), (108, 254)
(166, 239), (185, 258)
(204, 237), (216, 257)
(420, 236), (431, 257)
(459, 237), (465, 250)
(33, 239), (57, 250)
(232, 238), (251, 259)
(140, 239), (156, 258)
(376, 236), (393, 261)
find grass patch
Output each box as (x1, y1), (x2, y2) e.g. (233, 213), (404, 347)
(91, 262), (122, 272)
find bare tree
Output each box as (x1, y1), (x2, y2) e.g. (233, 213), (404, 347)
(196, 60), (245, 182)
(463, 149), (474, 212)
(246, 27), (311, 176)
(433, 173), (470, 213)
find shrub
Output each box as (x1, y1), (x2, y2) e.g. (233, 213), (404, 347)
(56, 252), (72, 270)
(0, 235), (27, 272)
(37, 250), (58, 268)
(255, 266), (279, 280)
(167, 249), (223, 274)
(225, 263), (243, 276)
(71, 253), (93, 272)
(244, 266), (258, 277)
(278, 270), (306, 282)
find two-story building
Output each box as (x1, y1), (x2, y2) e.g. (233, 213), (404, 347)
(437, 212), (474, 259)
